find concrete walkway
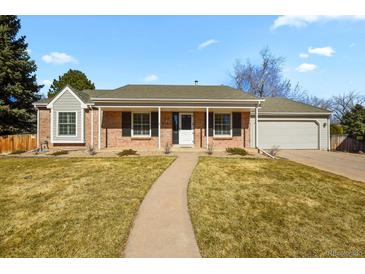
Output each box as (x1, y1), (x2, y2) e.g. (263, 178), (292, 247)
(124, 153), (201, 258)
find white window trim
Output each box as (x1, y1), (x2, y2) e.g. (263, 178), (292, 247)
(131, 111), (151, 138)
(56, 111), (77, 137)
(213, 112), (233, 137)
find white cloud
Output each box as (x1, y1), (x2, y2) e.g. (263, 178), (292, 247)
(299, 53), (309, 59)
(143, 74), (158, 82)
(272, 15), (365, 29)
(42, 52), (78, 64)
(349, 43), (356, 48)
(198, 39), (219, 50)
(296, 63), (317, 72)
(308, 46), (335, 57)
(40, 80), (52, 86)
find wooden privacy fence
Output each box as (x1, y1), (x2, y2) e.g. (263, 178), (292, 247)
(330, 134), (365, 152)
(0, 134), (37, 154)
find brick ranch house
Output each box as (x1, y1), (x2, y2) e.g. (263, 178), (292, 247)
(33, 85), (331, 150)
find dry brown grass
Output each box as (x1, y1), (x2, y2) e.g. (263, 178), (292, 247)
(188, 157), (365, 258)
(0, 156), (175, 257)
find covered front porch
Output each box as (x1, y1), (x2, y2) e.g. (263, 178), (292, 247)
(91, 106), (259, 150)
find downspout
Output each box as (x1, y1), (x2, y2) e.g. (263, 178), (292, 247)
(98, 107), (101, 150)
(327, 116), (331, 151)
(206, 107), (209, 148)
(158, 107), (161, 150)
(255, 105), (259, 148)
(90, 106), (94, 148)
(36, 108), (40, 148)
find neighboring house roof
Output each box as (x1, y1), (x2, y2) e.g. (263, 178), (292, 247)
(83, 84), (258, 100)
(260, 97), (331, 113)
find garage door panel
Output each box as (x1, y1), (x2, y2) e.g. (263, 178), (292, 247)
(258, 121), (318, 149)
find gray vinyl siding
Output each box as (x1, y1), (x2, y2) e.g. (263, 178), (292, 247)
(250, 116), (329, 150)
(52, 90), (84, 143)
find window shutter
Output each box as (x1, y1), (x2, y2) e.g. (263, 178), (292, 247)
(204, 112), (214, 136)
(172, 112), (179, 144)
(122, 112), (131, 137)
(151, 112), (158, 137)
(232, 112), (242, 136)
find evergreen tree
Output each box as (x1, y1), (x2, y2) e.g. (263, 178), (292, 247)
(0, 15), (42, 135)
(342, 104), (365, 140)
(48, 69), (95, 98)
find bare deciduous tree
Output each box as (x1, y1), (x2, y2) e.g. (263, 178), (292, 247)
(230, 47), (365, 124)
(231, 47), (306, 100)
(328, 91), (365, 123)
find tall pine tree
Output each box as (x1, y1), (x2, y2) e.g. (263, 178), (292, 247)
(48, 69), (95, 98)
(342, 104), (365, 140)
(0, 15), (42, 135)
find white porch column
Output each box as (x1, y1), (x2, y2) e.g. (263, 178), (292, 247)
(98, 107), (101, 150)
(255, 106), (259, 148)
(206, 107), (209, 148)
(158, 107), (161, 150)
(90, 108), (94, 147)
(36, 109), (40, 148)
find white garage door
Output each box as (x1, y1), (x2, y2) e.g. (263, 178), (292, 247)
(258, 120), (319, 149)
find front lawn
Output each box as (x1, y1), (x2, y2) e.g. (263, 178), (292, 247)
(188, 157), (365, 257)
(0, 156), (174, 257)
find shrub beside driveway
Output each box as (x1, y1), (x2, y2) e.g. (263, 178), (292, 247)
(0, 156), (175, 257)
(188, 157), (365, 258)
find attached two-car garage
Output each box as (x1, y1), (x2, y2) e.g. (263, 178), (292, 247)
(258, 120), (319, 149)
(250, 97), (331, 150)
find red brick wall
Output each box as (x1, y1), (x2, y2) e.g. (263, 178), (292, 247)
(242, 112), (250, 148)
(101, 111), (158, 148)
(38, 108), (51, 147)
(198, 111), (250, 149)
(160, 111), (173, 148)
(38, 109), (251, 149)
(84, 109), (90, 146)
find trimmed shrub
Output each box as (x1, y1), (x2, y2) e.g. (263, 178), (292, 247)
(9, 150), (26, 155)
(207, 144), (214, 155)
(226, 147), (248, 156)
(86, 145), (97, 156)
(51, 150), (69, 156)
(117, 149), (138, 157)
(164, 143), (171, 154)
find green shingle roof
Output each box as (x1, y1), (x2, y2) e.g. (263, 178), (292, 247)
(34, 85), (92, 104)
(35, 97), (50, 104)
(84, 84), (257, 100)
(34, 85), (330, 115)
(260, 97), (331, 113)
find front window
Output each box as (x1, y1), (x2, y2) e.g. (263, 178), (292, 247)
(214, 113), (231, 136)
(132, 113), (150, 137)
(58, 112), (76, 136)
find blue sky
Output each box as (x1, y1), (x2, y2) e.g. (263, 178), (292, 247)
(19, 15), (365, 98)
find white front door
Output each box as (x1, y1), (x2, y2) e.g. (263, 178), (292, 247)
(179, 113), (194, 145)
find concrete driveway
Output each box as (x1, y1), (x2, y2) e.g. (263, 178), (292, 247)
(277, 150), (365, 182)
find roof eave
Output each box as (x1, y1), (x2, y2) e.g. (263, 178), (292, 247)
(257, 111), (331, 116)
(33, 102), (48, 107)
(90, 98), (264, 102)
